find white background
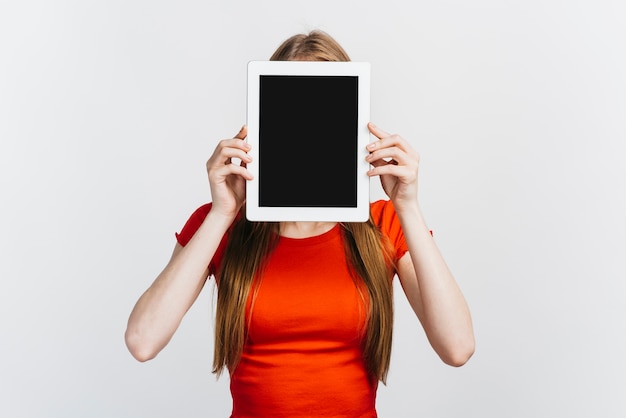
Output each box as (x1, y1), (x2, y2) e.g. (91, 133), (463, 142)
(1, 1), (625, 417)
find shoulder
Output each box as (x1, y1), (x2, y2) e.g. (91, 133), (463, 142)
(188, 202), (213, 219)
(369, 199), (408, 260)
(369, 199), (398, 226)
(175, 203), (213, 246)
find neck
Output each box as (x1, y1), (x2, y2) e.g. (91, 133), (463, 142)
(279, 222), (337, 238)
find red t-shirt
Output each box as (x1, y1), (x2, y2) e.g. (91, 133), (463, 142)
(176, 200), (408, 417)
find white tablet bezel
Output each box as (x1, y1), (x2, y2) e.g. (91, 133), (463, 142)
(245, 60), (371, 222)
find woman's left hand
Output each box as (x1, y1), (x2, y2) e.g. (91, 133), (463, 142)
(366, 122), (420, 207)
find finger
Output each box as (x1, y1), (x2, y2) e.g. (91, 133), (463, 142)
(368, 158), (387, 168)
(366, 147), (407, 166)
(207, 146), (252, 172)
(368, 158), (400, 173)
(210, 143), (251, 165)
(368, 122), (391, 140)
(215, 136), (251, 158)
(367, 163), (409, 178)
(234, 125), (247, 140)
(220, 147), (252, 164)
(212, 162), (254, 181)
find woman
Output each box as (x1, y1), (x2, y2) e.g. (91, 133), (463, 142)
(125, 30), (474, 417)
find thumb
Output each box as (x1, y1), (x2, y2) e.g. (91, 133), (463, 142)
(235, 124), (247, 139)
(368, 122), (390, 140)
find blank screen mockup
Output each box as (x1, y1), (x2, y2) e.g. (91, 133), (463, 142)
(258, 75), (358, 207)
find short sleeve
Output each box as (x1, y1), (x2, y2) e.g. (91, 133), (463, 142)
(369, 199), (409, 262)
(175, 203), (212, 246)
(174, 203), (230, 276)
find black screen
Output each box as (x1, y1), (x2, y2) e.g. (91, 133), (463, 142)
(258, 75), (358, 207)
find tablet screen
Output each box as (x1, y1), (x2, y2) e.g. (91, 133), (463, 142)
(259, 75), (358, 207)
(246, 60), (370, 222)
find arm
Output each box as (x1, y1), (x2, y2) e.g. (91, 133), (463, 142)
(125, 126), (252, 361)
(124, 213), (229, 362)
(366, 123), (475, 366)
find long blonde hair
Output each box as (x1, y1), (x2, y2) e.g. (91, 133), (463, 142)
(213, 30), (396, 383)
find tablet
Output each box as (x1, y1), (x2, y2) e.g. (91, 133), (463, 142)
(246, 60), (371, 222)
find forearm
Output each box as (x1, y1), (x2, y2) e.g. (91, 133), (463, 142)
(125, 211), (232, 361)
(396, 201), (475, 366)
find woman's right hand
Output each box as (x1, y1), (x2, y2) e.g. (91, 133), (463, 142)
(205, 125), (252, 220)
(126, 128), (251, 362)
